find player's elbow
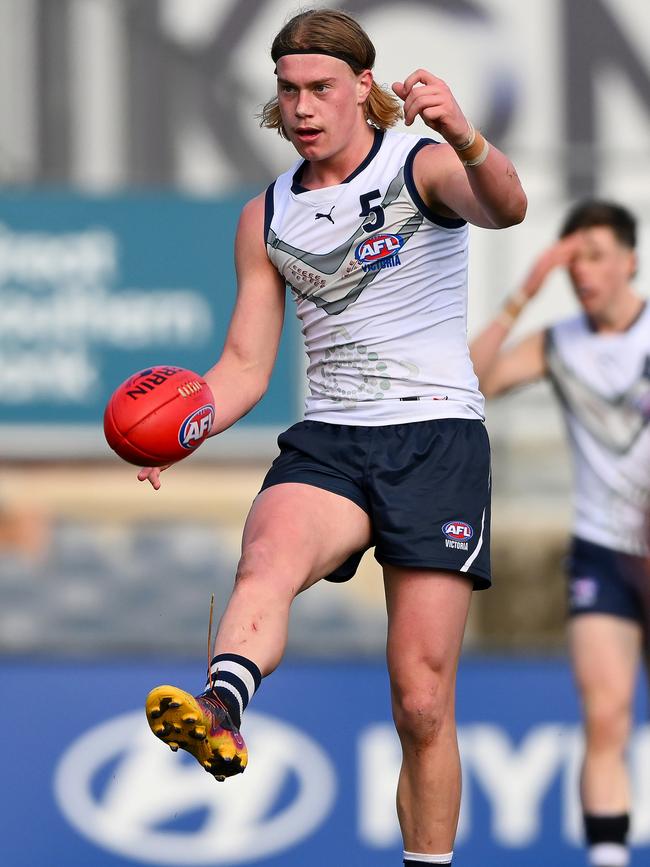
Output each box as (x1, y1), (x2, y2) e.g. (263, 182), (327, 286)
(495, 189), (527, 228)
(476, 370), (502, 399)
(252, 369), (272, 402)
(480, 380), (499, 399)
(511, 189), (528, 224)
(223, 345), (274, 404)
(238, 363), (271, 405)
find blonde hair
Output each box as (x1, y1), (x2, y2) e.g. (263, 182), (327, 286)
(259, 8), (402, 138)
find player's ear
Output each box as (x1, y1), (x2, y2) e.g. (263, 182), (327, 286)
(629, 250), (638, 280)
(356, 69), (373, 106)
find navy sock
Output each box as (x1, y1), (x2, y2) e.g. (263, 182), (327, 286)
(202, 653), (262, 729)
(584, 813), (630, 867)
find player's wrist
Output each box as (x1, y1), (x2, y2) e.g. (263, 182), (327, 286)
(497, 288), (528, 330)
(453, 120), (476, 151)
(452, 120), (490, 167)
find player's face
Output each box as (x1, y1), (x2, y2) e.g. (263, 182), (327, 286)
(567, 227), (636, 318)
(276, 54), (372, 162)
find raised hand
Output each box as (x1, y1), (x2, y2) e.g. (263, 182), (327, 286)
(519, 233), (583, 301)
(392, 69), (471, 148)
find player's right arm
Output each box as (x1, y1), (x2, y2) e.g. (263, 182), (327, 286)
(139, 192), (286, 489)
(201, 193), (286, 433)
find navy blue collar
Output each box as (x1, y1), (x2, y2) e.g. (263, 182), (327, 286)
(292, 128), (385, 194)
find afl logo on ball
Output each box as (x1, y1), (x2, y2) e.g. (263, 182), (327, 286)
(442, 521), (474, 542)
(354, 233), (404, 272)
(178, 404), (214, 450)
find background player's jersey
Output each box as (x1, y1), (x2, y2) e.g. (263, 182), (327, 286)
(265, 128), (484, 425)
(545, 304), (650, 555)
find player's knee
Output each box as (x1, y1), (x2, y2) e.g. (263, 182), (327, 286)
(234, 541), (299, 600)
(235, 541), (276, 587)
(392, 678), (452, 746)
(584, 697), (632, 749)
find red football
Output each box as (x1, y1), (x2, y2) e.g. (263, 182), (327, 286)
(103, 366), (215, 466)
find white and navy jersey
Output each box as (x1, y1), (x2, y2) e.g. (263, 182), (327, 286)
(265, 128), (484, 425)
(545, 304), (650, 555)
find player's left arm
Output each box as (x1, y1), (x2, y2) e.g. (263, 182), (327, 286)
(393, 69), (527, 228)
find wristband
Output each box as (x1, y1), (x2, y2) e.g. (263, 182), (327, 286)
(496, 309), (516, 329)
(461, 138), (489, 167)
(453, 121), (489, 166)
(498, 289), (528, 328)
(504, 288), (528, 315)
(454, 121), (476, 152)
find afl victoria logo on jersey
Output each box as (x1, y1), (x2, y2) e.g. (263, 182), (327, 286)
(354, 233), (404, 273)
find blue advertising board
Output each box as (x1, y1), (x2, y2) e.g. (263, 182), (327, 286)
(0, 193), (300, 456)
(3, 658), (649, 865)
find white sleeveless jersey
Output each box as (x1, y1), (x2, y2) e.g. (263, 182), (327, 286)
(545, 305), (650, 555)
(265, 128), (484, 425)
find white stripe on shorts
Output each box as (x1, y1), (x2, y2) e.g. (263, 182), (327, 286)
(460, 506), (486, 573)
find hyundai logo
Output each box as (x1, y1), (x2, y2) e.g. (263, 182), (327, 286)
(54, 710), (337, 864)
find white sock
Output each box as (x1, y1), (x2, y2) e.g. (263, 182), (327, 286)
(588, 842), (629, 867)
(403, 851), (453, 864)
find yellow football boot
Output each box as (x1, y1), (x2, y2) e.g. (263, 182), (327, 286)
(145, 685), (248, 781)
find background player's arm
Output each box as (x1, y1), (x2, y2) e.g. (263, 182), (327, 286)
(470, 330), (546, 397)
(393, 69), (526, 228)
(139, 193), (285, 489)
(469, 236), (581, 395)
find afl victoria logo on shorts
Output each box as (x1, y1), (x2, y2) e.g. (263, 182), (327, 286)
(442, 520), (474, 551)
(570, 576), (598, 608)
(354, 233), (404, 273)
(178, 404), (214, 450)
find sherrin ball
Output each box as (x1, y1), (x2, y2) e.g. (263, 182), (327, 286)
(103, 366), (215, 466)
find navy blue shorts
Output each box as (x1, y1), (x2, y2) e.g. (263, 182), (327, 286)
(567, 537), (650, 637)
(260, 418), (492, 590)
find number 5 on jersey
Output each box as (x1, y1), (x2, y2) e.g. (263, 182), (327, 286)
(359, 190), (385, 232)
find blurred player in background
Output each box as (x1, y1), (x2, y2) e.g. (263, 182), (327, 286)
(471, 200), (650, 867)
(140, 9), (526, 865)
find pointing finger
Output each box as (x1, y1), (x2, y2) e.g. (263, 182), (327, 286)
(400, 68), (439, 98)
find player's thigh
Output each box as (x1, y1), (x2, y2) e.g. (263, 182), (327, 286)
(371, 419), (492, 592)
(384, 565), (473, 683)
(241, 482), (372, 591)
(569, 614), (642, 708)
